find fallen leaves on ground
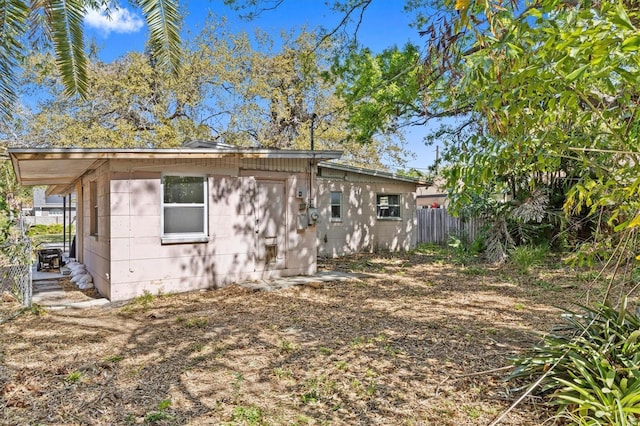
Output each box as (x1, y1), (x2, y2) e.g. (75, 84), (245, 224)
(0, 251), (595, 425)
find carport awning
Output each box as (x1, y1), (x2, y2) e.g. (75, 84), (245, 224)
(9, 147), (343, 195)
(13, 158), (102, 187)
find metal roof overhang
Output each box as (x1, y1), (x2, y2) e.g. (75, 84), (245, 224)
(9, 148), (343, 195)
(318, 162), (431, 186)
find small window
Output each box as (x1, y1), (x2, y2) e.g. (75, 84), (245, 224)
(90, 181), (98, 236)
(45, 195), (64, 204)
(376, 194), (401, 219)
(162, 175), (208, 243)
(330, 191), (342, 221)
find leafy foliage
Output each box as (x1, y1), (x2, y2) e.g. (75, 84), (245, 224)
(0, 157), (29, 242)
(0, 0), (182, 122)
(432, 1), (640, 261)
(331, 43), (426, 143)
(26, 224), (65, 236)
(508, 298), (640, 425)
(46, 0), (88, 98)
(509, 245), (549, 274)
(0, 0), (29, 122)
(320, 0), (640, 261)
(12, 21), (410, 168)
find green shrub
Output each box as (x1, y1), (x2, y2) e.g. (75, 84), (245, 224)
(27, 224), (76, 247)
(27, 224), (65, 236)
(509, 244), (549, 273)
(448, 233), (484, 265)
(507, 298), (640, 425)
(412, 243), (447, 256)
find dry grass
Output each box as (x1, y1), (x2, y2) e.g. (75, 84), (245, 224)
(0, 248), (597, 425)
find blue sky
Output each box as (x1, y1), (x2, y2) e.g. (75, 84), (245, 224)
(83, 1), (439, 171)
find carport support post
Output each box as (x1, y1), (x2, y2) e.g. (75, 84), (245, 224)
(63, 196), (66, 253)
(67, 194), (72, 255)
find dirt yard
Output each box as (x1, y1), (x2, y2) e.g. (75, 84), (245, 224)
(0, 249), (598, 425)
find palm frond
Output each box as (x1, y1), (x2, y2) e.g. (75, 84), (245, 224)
(510, 189), (549, 223)
(138, 0), (181, 73)
(45, 0), (88, 97)
(0, 0), (29, 122)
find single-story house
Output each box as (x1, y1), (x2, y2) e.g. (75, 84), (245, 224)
(10, 146), (340, 301)
(316, 163), (428, 257)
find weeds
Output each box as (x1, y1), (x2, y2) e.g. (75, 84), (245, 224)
(383, 343), (402, 356)
(534, 280), (561, 291)
(231, 371), (244, 400)
(318, 346), (333, 355)
(366, 381), (377, 397)
(177, 316), (208, 328)
(157, 399), (171, 410)
(465, 406), (482, 419)
(448, 233), (484, 265)
(18, 303), (46, 317)
(350, 336), (365, 348)
(187, 317), (208, 328)
(300, 375), (335, 404)
(64, 371), (82, 383)
(231, 404), (263, 425)
(461, 266), (485, 276)
(279, 339), (298, 354)
(576, 270), (600, 282)
(412, 243), (447, 259)
(135, 290), (155, 305)
(104, 355), (123, 363)
(144, 399), (173, 423)
(273, 367), (293, 379)
(509, 245), (548, 273)
(335, 360), (349, 371)
(300, 389), (319, 404)
(120, 290), (156, 313)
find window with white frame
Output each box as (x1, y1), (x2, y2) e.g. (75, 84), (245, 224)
(330, 191), (342, 221)
(376, 194), (401, 219)
(161, 175), (208, 242)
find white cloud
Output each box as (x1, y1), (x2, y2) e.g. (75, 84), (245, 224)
(84, 6), (144, 35)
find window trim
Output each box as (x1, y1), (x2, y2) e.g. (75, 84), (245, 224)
(330, 191), (342, 222)
(89, 181), (98, 236)
(376, 193), (402, 220)
(161, 174), (209, 244)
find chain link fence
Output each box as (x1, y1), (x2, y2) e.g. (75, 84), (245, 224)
(0, 220), (32, 307)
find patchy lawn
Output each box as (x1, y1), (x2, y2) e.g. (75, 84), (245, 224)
(0, 248), (599, 425)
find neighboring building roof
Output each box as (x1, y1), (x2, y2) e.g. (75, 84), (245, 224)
(416, 177), (447, 196)
(9, 147), (342, 193)
(318, 162), (431, 186)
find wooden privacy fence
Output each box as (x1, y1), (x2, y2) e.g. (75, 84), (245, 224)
(417, 208), (481, 245)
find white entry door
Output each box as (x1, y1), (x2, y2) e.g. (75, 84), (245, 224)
(255, 180), (286, 271)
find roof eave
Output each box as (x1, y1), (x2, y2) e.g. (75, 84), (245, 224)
(8, 148), (343, 161)
(8, 148), (343, 191)
(319, 162), (431, 186)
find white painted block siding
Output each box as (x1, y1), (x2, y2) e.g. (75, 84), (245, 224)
(80, 162), (111, 298)
(316, 169), (418, 258)
(79, 158), (317, 302)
